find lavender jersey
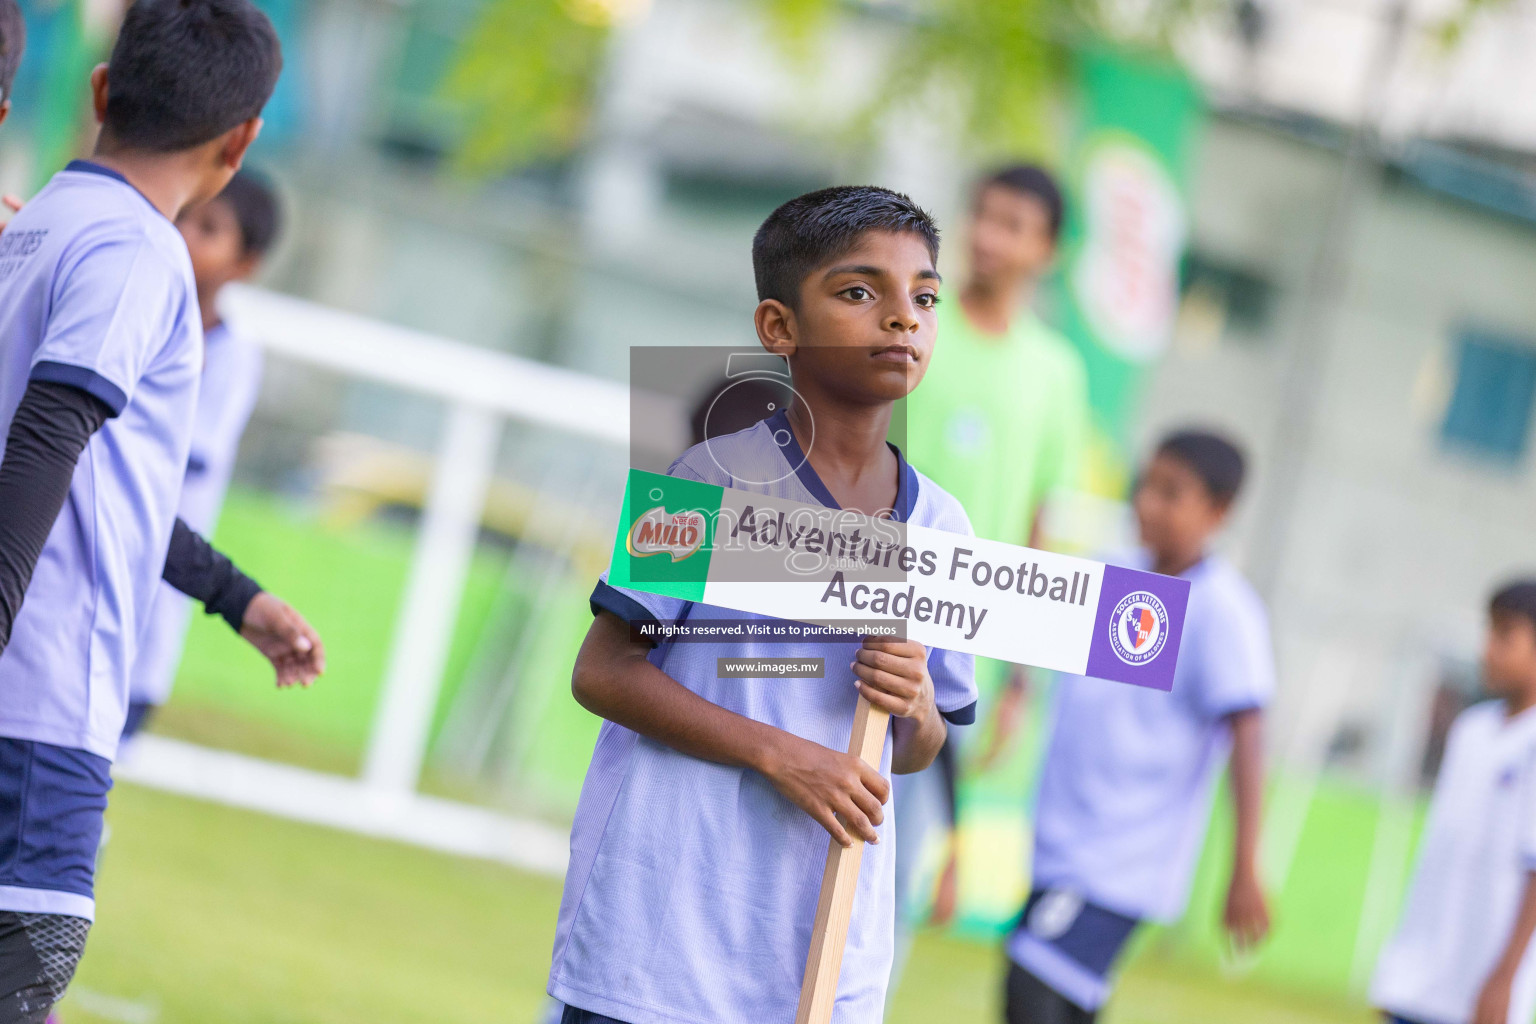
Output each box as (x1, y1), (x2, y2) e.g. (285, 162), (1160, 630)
(1027, 551), (1272, 920)
(549, 410), (978, 1024)
(130, 322), (263, 707)
(0, 161), (201, 761)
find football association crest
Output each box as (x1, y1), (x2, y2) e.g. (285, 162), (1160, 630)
(1108, 590), (1169, 666)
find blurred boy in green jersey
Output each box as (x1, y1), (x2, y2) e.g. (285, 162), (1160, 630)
(906, 165), (1087, 554)
(893, 165), (1089, 955)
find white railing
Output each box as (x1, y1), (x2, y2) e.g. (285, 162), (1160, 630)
(223, 284), (632, 797)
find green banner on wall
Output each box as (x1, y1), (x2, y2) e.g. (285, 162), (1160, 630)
(1052, 46), (1204, 496)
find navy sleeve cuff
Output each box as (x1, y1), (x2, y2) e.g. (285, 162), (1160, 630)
(940, 700), (977, 726)
(212, 573), (264, 632)
(590, 581), (663, 646)
(30, 362), (127, 417)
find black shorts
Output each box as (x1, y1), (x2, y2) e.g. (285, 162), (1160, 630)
(1005, 960), (1098, 1024)
(0, 912), (90, 1022)
(561, 1005), (631, 1024)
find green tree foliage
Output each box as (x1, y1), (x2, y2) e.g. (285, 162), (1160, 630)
(440, 0), (1197, 176)
(440, 0), (611, 175)
(842, 0), (1083, 160)
(1431, 0), (1512, 48)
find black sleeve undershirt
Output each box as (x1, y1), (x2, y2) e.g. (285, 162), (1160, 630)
(162, 516), (262, 631)
(0, 380), (112, 654)
(0, 380), (262, 656)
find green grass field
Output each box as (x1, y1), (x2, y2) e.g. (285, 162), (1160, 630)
(64, 784), (1373, 1024)
(108, 488), (1401, 1021)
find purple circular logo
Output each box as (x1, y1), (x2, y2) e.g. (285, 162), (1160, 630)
(1108, 590), (1169, 666)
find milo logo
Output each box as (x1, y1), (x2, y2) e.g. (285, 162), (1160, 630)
(626, 506), (706, 562)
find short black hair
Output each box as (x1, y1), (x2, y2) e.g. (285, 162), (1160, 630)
(215, 169), (281, 256)
(1491, 580), (1536, 632)
(688, 374), (792, 447)
(752, 186), (940, 308)
(1156, 429), (1246, 504)
(979, 164), (1065, 241)
(0, 0), (24, 106)
(103, 0), (282, 153)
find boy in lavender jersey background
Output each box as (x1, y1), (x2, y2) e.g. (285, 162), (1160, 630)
(124, 171), (278, 740)
(1004, 430), (1273, 1022)
(1372, 580), (1536, 1024)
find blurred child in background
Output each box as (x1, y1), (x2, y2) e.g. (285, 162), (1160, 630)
(0, 0), (23, 217)
(0, 0), (19, 132)
(896, 163), (1089, 972)
(1003, 430), (1272, 1022)
(123, 170), (278, 741)
(1372, 580), (1536, 1024)
(905, 164), (1087, 558)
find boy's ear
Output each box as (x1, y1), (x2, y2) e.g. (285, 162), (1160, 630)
(90, 64), (109, 125)
(1040, 238), (1060, 271)
(219, 117), (264, 171)
(1517, 617), (1536, 652)
(231, 251), (263, 283)
(754, 299), (798, 359)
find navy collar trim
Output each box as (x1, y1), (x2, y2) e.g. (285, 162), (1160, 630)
(892, 444), (919, 522)
(66, 159), (131, 185)
(64, 160), (164, 218)
(765, 408), (919, 523)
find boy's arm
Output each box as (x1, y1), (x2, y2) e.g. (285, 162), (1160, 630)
(162, 519), (325, 688)
(970, 513), (1045, 772)
(162, 517), (263, 630)
(0, 374), (323, 684)
(976, 497), (1055, 773)
(575, 610), (890, 847)
(0, 380), (113, 653)
(0, 194), (21, 233)
(1224, 707), (1271, 949)
(1473, 871), (1536, 1024)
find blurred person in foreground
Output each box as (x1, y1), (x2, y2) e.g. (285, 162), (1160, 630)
(0, 0), (23, 219)
(896, 164), (1089, 959)
(1003, 431), (1271, 1022)
(0, 0), (16, 127)
(1372, 580), (1536, 1024)
(122, 170), (276, 742)
(0, 2), (321, 1017)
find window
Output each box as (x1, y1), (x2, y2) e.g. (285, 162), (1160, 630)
(1441, 328), (1536, 464)
(1179, 251), (1276, 337)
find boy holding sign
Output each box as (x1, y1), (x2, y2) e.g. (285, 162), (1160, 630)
(549, 187), (979, 1024)
(1004, 431), (1272, 1022)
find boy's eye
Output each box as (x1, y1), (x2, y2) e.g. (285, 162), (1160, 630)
(840, 286), (871, 301)
(915, 293), (938, 308)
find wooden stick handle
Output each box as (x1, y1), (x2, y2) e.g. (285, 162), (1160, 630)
(794, 696), (891, 1024)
